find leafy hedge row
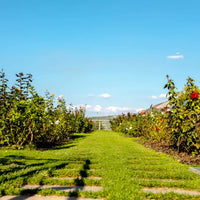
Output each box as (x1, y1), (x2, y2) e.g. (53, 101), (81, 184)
(0, 69), (93, 149)
(111, 76), (200, 154)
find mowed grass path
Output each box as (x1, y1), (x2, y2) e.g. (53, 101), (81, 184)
(1, 131), (200, 199)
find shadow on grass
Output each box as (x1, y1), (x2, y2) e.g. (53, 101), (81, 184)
(0, 155), (69, 183)
(0, 155), (93, 184)
(52, 144), (76, 150)
(69, 134), (87, 140)
(20, 189), (79, 199)
(2, 159), (92, 200)
(72, 159), (90, 199)
(74, 159), (91, 187)
(68, 191), (79, 198)
(0, 156), (25, 166)
(51, 134), (87, 151)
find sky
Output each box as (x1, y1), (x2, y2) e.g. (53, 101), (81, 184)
(1, 0), (200, 116)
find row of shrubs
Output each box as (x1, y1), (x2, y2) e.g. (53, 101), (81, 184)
(111, 76), (200, 154)
(0, 69), (93, 149)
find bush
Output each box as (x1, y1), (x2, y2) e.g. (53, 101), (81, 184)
(0, 69), (93, 149)
(164, 76), (200, 153)
(110, 75), (200, 154)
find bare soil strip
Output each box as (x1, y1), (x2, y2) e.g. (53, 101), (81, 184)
(143, 187), (200, 196)
(189, 167), (200, 175)
(21, 185), (103, 192)
(0, 195), (103, 200)
(137, 178), (184, 182)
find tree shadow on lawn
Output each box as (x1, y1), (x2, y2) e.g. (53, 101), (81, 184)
(0, 155), (92, 180)
(53, 134), (88, 150)
(0, 156), (25, 166)
(2, 193), (36, 200)
(19, 189), (80, 199)
(37, 134), (87, 151)
(1, 159), (92, 200)
(0, 155), (68, 183)
(74, 159), (91, 186)
(52, 144), (76, 151)
(69, 134), (87, 140)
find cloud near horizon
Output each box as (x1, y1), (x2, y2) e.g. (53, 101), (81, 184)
(105, 106), (135, 113)
(87, 93), (111, 98)
(167, 55), (184, 59)
(151, 93), (167, 99)
(67, 104), (144, 115)
(99, 93), (111, 98)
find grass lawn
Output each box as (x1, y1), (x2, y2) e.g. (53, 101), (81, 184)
(1, 131), (200, 199)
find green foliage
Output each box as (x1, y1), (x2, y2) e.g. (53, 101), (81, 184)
(111, 75), (200, 154)
(110, 113), (140, 136)
(110, 110), (170, 143)
(0, 69), (93, 148)
(164, 76), (200, 153)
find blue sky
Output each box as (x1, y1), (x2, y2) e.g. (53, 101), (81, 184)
(1, 0), (200, 116)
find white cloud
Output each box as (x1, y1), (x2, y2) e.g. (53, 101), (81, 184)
(93, 105), (102, 112)
(104, 106), (145, 114)
(167, 55), (184, 59)
(66, 104), (87, 110)
(69, 104), (145, 116)
(84, 105), (103, 112)
(151, 95), (157, 99)
(151, 93), (167, 100)
(159, 93), (166, 98)
(99, 93), (111, 98)
(85, 105), (92, 109)
(105, 106), (133, 113)
(66, 104), (102, 113)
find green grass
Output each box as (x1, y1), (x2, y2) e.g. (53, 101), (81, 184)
(1, 131), (200, 199)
